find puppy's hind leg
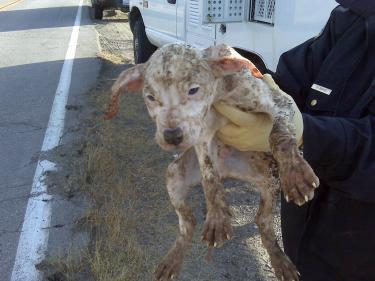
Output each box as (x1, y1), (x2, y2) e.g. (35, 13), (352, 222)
(155, 148), (201, 281)
(256, 185), (299, 281)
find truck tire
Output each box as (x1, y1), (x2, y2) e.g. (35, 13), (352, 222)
(133, 19), (156, 64)
(93, 4), (103, 19)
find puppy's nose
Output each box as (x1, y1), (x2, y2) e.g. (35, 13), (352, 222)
(164, 128), (183, 145)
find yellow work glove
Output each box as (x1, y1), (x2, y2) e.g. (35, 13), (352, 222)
(214, 74), (303, 152)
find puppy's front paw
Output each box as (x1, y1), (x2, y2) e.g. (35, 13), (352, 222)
(201, 205), (233, 248)
(280, 154), (319, 206)
(154, 245), (184, 281)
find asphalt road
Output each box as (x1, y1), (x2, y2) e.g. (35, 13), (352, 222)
(0, 0), (100, 280)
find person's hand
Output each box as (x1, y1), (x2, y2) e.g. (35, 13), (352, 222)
(214, 74), (303, 152)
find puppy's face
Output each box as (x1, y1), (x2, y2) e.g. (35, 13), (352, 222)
(106, 44), (261, 151)
(142, 45), (216, 150)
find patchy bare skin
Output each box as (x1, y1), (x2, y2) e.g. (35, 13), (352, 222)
(106, 44), (319, 281)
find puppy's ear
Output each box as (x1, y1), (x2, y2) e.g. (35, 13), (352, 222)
(203, 44), (263, 78)
(105, 63), (145, 119)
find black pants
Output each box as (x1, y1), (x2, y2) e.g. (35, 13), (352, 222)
(281, 188), (375, 281)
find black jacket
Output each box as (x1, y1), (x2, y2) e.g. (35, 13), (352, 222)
(275, 1), (375, 280)
(275, 1), (375, 203)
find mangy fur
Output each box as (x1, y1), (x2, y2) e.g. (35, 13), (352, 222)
(106, 44), (320, 281)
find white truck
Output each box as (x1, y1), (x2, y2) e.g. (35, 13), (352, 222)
(128, 0), (338, 72)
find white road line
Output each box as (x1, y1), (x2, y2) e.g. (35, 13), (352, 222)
(10, 0), (84, 280)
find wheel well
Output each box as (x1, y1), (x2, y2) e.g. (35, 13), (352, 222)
(233, 48), (269, 74)
(129, 7), (141, 33)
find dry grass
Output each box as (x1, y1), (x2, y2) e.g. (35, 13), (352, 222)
(81, 143), (150, 281)
(48, 58), (179, 281)
(97, 51), (129, 65)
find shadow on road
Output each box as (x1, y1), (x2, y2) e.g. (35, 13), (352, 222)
(0, 5), (93, 32)
(0, 57), (99, 122)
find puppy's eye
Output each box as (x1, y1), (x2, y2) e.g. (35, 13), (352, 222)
(146, 95), (155, 101)
(188, 87), (200, 96)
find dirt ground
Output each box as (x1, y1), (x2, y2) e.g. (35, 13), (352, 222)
(42, 9), (281, 281)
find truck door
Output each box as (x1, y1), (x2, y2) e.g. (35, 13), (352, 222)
(142, 0), (177, 46)
(185, 0), (215, 49)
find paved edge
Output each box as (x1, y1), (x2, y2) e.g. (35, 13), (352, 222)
(10, 1), (84, 280)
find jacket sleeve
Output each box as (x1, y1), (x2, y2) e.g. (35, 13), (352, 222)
(302, 111), (375, 199)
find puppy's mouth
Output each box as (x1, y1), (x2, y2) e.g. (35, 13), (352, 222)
(159, 141), (190, 152)
(156, 136), (191, 151)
